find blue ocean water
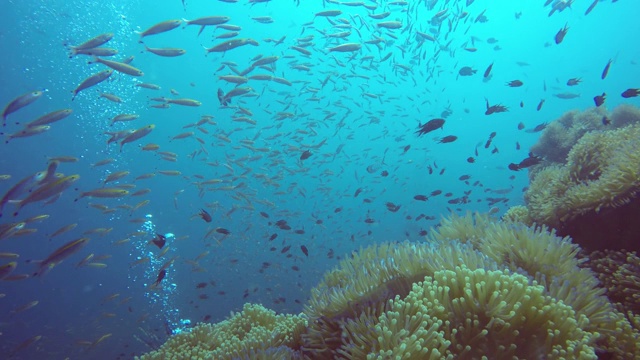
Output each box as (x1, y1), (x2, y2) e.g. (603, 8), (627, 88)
(0, 0), (638, 358)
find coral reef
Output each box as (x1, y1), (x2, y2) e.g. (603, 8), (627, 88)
(137, 214), (640, 360)
(135, 303), (307, 360)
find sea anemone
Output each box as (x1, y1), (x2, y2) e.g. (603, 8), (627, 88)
(586, 250), (640, 317)
(525, 122), (640, 252)
(135, 303), (307, 360)
(429, 212), (640, 358)
(368, 266), (597, 359)
(302, 240), (499, 358)
(501, 204), (533, 226)
(530, 107), (607, 166)
(610, 103), (640, 128)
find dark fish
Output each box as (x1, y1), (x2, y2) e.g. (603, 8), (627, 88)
(593, 93), (606, 107)
(196, 282), (207, 289)
(294, 229), (305, 234)
(259, 211), (269, 218)
(413, 194), (428, 201)
(385, 202), (401, 212)
(354, 188), (363, 197)
(483, 62), (493, 78)
(516, 142), (520, 150)
(364, 218), (375, 224)
(467, 157), (475, 163)
(510, 153), (542, 171)
(215, 227), (230, 235)
(152, 233), (166, 249)
(602, 116), (611, 125)
(485, 98), (508, 115)
(506, 80), (523, 87)
(152, 269), (166, 287)
(459, 175), (471, 181)
(475, 10), (487, 23)
(621, 88), (640, 98)
(485, 104), (508, 115)
(536, 99), (545, 111)
(300, 245), (308, 257)
(334, 207), (342, 213)
(518, 153), (542, 169)
(430, 190), (442, 196)
(566, 78), (581, 86)
(415, 118), (445, 136)
(269, 233), (277, 241)
(438, 135), (457, 143)
(601, 59), (612, 79)
(484, 135), (493, 149)
(520, 101), (524, 108)
(554, 23), (569, 44)
(198, 209), (212, 223)
(380, 170), (389, 177)
(525, 122), (548, 133)
(281, 245), (291, 253)
(517, 122), (525, 130)
(458, 66), (477, 76)
(300, 150), (312, 160)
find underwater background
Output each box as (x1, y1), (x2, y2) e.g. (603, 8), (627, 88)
(0, 0), (639, 359)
